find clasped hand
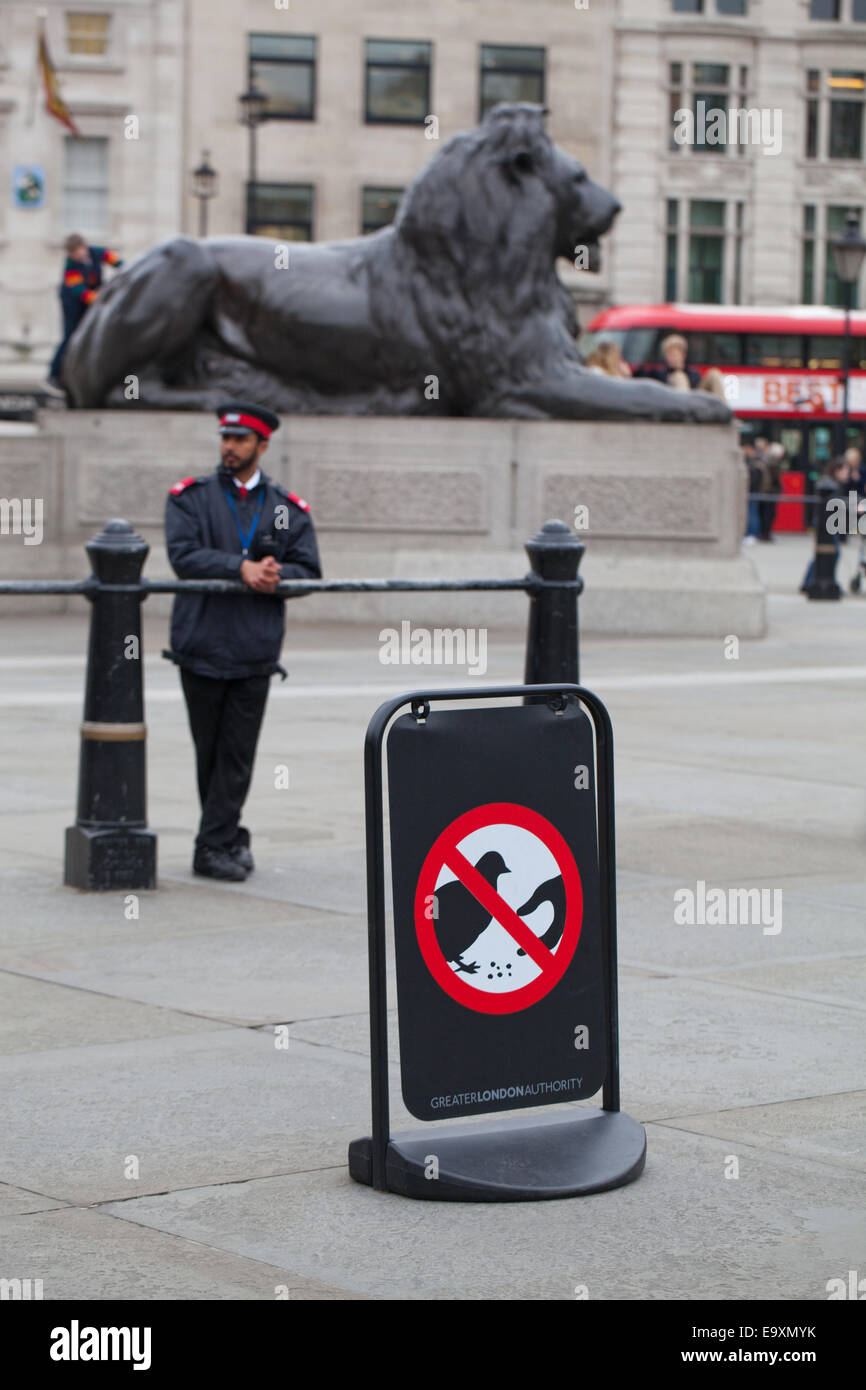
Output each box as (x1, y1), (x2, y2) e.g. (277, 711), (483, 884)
(240, 556), (281, 593)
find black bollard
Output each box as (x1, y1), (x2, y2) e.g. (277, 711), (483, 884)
(523, 519), (585, 690)
(64, 519), (157, 890)
(805, 477), (842, 602)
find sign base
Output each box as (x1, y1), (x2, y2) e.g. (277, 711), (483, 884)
(349, 1107), (646, 1202)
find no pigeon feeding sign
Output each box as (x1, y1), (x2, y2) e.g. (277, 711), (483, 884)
(415, 803), (583, 1014)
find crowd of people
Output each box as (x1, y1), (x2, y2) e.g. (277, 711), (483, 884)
(586, 331), (866, 595)
(585, 331), (729, 401)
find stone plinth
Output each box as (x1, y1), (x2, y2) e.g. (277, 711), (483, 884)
(2, 412), (764, 637)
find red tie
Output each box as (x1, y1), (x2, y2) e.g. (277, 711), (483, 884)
(238, 486), (247, 499)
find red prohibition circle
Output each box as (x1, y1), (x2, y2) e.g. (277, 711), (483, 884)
(414, 802), (583, 1015)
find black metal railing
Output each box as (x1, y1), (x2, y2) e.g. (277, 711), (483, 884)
(0, 517), (585, 891)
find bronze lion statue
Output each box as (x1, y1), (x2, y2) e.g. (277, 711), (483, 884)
(61, 104), (729, 423)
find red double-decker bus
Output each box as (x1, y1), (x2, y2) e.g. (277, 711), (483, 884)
(581, 301), (866, 480)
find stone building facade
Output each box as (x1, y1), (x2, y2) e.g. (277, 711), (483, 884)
(3, 0), (866, 380)
(0, 0), (185, 375)
(182, 0), (614, 304)
(611, 0), (866, 308)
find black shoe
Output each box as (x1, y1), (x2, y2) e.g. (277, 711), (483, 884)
(193, 845), (247, 881)
(229, 828), (254, 873)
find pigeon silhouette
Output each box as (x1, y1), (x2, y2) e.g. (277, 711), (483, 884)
(433, 850), (511, 974)
(515, 875), (567, 955)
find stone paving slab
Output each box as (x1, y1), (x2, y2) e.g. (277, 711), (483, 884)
(0, 1181), (69, 1217)
(615, 818), (861, 882)
(0, 1206), (364, 1300)
(616, 879), (866, 974)
(0, 1031), (376, 1205)
(658, 1091), (866, 1175)
(0, 907), (369, 1025)
(702, 956), (866, 1011)
(96, 1125), (865, 1301)
(0, 972), (232, 1054)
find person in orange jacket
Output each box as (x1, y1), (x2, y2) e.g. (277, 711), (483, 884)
(47, 233), (123, 388)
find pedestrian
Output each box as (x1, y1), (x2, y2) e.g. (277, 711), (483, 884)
(758, 442), (785, 542)
(164, 401), (322, 881)
(585, 342), (632, 378)
(800, 456), (852, 593)
(844, 445), (864, 496)
(633, 333), (701, 390)
(742, 440), (762, 544)
(47, 233), (123, 388)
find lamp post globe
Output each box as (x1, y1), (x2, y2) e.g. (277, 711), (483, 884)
(190, 149), (218, 238)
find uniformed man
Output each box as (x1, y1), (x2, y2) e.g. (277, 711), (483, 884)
(48, 233), (124, 388)
(165, 402), (322, 881)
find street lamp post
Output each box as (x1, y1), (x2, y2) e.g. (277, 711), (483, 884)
(237, 86), (268, 234)
(190, 150), (218, 238)
(830, 211), (866, 456)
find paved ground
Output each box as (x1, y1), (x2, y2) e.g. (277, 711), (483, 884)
(0, 532), (863, 1300)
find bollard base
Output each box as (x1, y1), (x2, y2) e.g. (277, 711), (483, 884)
(348, 1106), (646, 1202)
(64, 825), (157, 891)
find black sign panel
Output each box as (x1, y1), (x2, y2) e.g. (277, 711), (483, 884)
(387, 700), (606, 1121)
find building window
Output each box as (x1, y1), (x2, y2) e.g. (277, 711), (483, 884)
(801, 204), (864, 307)
(62, 136), (108, 235)
(826, 205), (862, 305)
(666, 198), (742, 301)
(733, 200), (744, 302)
(806, 70), (820, 158)
(65, 13), (111, 58)
(665, 200), (679, 300)
(361, 187), (403, 234)
(855, 0), (866, 20)
(807, 69), (865, 159)
(669, 62), (749, 155)
(365, 40), (431, 124)
(809, 0), (840, 16)
(803, 205), (816, 302)
(479, 45), (545, 120)
(688, 201), (725, 301)
(246, 182), (313, 240)
(829, 72), (864, 158)
(248, 34), (316, 120)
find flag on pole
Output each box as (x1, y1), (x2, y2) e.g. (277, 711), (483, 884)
(38, 20), (80, 135)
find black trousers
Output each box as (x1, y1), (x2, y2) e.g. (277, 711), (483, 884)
(758, 499), (777, 540)
(180, 669), (270, 849)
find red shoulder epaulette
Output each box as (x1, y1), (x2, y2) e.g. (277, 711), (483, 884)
(287, 491), (310, 513)
(170, 476), (198, 496)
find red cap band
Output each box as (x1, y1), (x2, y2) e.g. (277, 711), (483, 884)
(220, 411), (272, 439)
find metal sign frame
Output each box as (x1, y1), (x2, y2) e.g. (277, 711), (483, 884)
(349, 683), (645, 1201)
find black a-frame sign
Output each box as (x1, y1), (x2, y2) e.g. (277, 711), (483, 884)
(348, 684), (646, 1201)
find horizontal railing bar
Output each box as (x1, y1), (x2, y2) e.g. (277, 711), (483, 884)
(0, 576), (583, 598)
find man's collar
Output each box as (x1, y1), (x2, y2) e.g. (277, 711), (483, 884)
(232, 468), (261, 492)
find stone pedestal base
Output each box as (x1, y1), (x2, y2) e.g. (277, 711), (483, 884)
(64, 825), (157, 891)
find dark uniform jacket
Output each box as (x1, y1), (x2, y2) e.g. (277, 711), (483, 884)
(164, 469), (322, 680)
(61, 246), (122, 333)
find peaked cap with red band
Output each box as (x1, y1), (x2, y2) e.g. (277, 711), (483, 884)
(216, 400), (280, 440)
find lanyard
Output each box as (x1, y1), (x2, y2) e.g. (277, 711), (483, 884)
(224, 485), (266, 557)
